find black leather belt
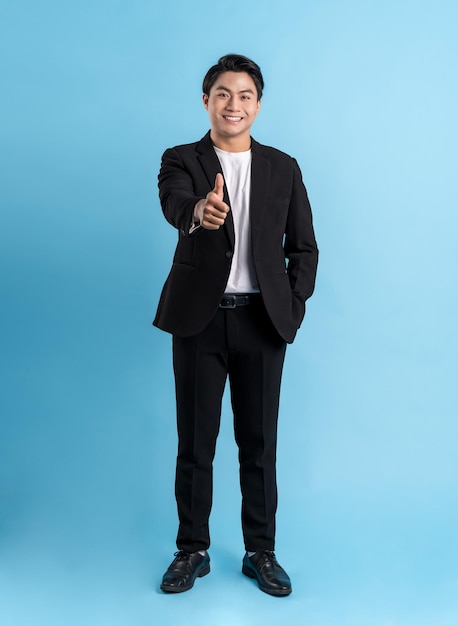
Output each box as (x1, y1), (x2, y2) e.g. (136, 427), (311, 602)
(219, 294), (254, 309)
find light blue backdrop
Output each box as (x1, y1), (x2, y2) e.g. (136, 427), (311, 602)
(1, 1), (457, 625)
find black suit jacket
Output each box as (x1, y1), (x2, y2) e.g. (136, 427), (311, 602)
(153, 132), (318, 343)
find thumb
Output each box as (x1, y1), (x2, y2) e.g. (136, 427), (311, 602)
(214, 173), (224, 199)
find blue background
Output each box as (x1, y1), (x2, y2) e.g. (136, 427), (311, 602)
(1, 1), (457, 624)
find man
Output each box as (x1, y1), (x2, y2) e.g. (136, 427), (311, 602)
(154, 54), (318, 596)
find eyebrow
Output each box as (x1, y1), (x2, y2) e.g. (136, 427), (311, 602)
(215, 85), (255, 95)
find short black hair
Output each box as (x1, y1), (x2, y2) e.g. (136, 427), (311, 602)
(202, 54), (264, 100)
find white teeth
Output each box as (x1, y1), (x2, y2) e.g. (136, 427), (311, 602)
(224, 116), (242, 121)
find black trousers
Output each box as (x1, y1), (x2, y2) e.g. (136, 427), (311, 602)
(172, 296), (287, 553)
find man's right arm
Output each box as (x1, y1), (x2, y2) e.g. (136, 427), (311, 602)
(158, 148), (229, 235)
(158, 148), (202, 235)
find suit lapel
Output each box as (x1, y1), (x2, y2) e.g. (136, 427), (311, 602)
(250, 138), (271, 253)
(196, 132), (235, 247)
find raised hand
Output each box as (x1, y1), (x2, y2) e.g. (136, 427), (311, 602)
(193, 173), (230, 230)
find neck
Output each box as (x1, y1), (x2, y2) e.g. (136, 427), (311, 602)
(210, 131), (251, 153)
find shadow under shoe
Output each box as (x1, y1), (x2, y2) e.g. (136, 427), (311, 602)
(161, 550), (210, 593)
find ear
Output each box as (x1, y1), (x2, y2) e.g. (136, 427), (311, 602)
(202, 93), (209, 109)
(256, 98), (261, 115)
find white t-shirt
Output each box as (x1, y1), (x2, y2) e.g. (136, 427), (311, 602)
(214, 147), (259, 294)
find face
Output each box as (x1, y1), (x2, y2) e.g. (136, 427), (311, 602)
(203, 71), (261, 150)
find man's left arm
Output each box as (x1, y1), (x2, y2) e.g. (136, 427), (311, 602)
(284, 158), (319, 324)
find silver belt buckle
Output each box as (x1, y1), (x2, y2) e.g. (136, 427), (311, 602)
(220, 295), (237, 309)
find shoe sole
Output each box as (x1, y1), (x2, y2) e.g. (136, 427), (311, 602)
(242, 565), (292, 597)
(160, 563), (210, 593)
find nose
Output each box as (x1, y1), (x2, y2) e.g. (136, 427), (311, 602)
(225, 96), (240, 111)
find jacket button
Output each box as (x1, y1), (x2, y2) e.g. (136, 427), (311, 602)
(225, 250), (233, 259)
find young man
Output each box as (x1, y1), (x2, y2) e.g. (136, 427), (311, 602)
(154, 54), (318, 596)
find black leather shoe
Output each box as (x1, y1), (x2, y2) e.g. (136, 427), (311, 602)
(242, 550), (292, 596)
(160, 550), (210, 593)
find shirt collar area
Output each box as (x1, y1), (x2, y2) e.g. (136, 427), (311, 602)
(213, 145), (252, 158)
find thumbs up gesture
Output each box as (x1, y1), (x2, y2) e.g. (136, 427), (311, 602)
(193, 173), (230, 230)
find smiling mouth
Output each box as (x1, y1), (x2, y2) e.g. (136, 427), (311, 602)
(223, 116), (243, 122)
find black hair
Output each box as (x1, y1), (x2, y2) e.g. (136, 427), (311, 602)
(202, 54), (264, 100)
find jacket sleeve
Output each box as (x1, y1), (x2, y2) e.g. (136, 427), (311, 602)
(284, 158), (319, 322)
(158, 147), (203, 236)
